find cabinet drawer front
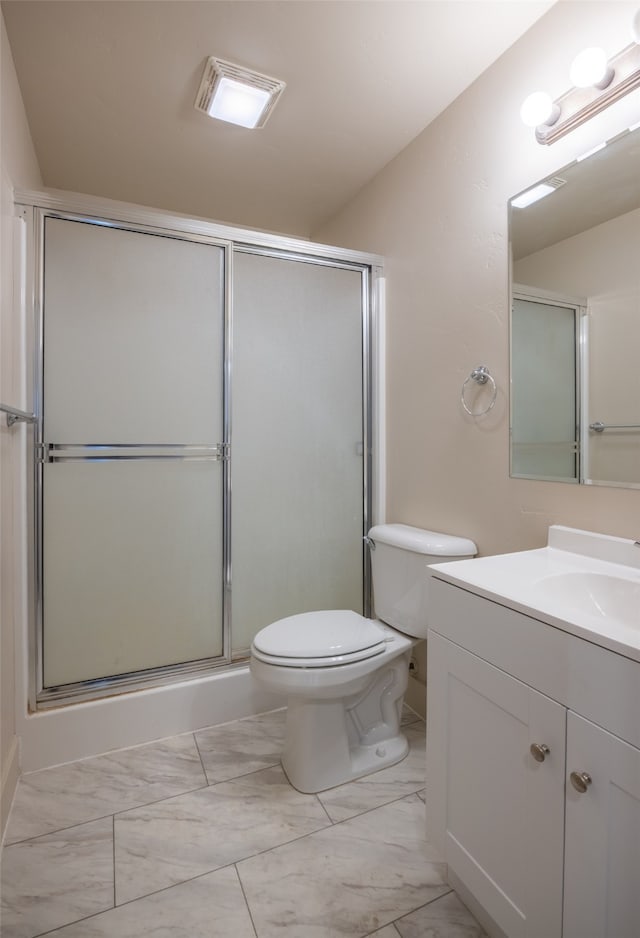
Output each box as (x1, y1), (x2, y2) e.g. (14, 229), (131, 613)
(564, 712), (640, 938)
(427, 632), (565, 938)
(430, 577), (640, 748)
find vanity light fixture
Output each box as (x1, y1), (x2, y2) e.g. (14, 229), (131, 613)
(569, 47), (614, 90)
(521, 9), (640, 145)
(194, 57), (286, 129)
(520, 91), (560, 128)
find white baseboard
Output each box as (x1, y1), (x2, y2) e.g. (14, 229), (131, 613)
(18, 665), (283, 772)
(405, 673), (426, 719)
(1, 733), (20, 842)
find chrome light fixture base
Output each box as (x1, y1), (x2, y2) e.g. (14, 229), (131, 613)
(536, 43), (640, 145)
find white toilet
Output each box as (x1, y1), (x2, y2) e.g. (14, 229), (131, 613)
(250, 523), (477, 793)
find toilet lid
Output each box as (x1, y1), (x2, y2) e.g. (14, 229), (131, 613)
(251, 610), (388, 668)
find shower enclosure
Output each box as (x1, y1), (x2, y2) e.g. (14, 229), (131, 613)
(20, 198), (380, 709)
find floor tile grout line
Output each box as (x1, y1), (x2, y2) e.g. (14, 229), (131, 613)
(202, 759), (284, 788)
(6, 712), (419, 846)
(5, 755), (304, 847)
(26, 882), (456, 938)
(28, 859), (253, 936)
(234, 862), (260, 938)
(191, 730), (210, 783)
(108, 790), (428, 913)
(229, 789), (428, 871)
(31, 902), (115, 938)
(7, 752), (455, 936)
(3, 781), (213, 846)
(317, 782), (426, 825)
(15, 711), (285, 783)
(5, 749), (426, 846)
(314, 791), (336, 825)
(363, 887), (457, 938)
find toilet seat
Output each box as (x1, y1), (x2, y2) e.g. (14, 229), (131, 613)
(251, 609), (388, 668)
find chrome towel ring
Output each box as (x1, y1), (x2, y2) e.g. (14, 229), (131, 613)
(461, 366), (497, 417)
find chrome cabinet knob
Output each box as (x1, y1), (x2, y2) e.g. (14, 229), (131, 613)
(570, 771), (592, 793)
(530, 743), (550, 763)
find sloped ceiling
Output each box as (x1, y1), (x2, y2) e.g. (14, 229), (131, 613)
(2, 0), (554, 236)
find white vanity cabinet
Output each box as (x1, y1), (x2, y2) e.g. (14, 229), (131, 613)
(427, 576), (640, 938)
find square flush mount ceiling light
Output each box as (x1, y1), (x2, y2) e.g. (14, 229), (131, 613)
(194, 57), (286, 129)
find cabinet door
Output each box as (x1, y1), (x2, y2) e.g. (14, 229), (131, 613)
(564, 712), (640, 938)
(427, 631), (566, 938)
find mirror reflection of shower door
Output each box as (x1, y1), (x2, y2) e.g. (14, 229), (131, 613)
(511, 295), (579, 482)
(41, 217), (226, 689)
(231, 250), (367, 654)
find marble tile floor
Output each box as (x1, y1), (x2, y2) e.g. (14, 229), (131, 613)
(1, 706), (487, 938)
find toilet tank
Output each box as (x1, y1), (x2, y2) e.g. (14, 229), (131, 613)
(367, 524), (477, 638)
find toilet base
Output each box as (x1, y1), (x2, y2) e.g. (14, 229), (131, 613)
(280, 653), (411, 793)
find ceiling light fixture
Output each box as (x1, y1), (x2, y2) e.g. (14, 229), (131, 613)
(520, 10), (640, 145)
(510, 177), (566, 209)
(194, 57), (286, 129)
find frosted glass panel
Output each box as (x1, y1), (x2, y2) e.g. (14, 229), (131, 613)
(43, 460), (223, 686)
(43, 218), (224, 444)
(511, 298), (577, 481)
(40, 218), (226, 689)
(231, 252), (364, 653)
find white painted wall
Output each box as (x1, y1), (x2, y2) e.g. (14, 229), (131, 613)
(314, 0), (640, 686)
(315, 0), (639, 548)
(0, 8), (42, 834)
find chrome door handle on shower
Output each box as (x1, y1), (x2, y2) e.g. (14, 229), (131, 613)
(39, 443), (230, 463)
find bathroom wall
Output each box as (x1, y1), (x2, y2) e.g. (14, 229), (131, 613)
(0, 8), (42, 834)
(315, 0), (639, 549)
(313, 0), (640, 690)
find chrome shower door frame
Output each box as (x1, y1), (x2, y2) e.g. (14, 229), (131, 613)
(29, 207), (233, 707)
(17, 193), (383, 710)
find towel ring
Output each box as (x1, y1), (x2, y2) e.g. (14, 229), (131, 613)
(461, 366), (497, 417)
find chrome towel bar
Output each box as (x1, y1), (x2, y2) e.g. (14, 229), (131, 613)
(589, 421), (640, 433)
(1, 403), (36, 427)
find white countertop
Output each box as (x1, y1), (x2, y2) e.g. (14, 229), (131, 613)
(428, 526), (640, 663)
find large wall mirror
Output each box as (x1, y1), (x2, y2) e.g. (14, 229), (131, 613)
(509, 126), (640, 488)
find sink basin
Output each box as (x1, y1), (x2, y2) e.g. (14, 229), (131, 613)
(534, 572), (640, 628)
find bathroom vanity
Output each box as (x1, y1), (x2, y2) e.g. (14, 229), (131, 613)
(426, 526), (640, 938)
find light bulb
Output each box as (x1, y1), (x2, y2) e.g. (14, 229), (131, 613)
(569, 47), (614, 89)
(520, 91), (559, 128)
(207, 77), (271, 128)
(632, 9), (640, 44)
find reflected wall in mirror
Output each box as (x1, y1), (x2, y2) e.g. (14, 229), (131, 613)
(509, 126), (640, 488)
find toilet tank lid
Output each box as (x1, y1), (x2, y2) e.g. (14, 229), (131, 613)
(368, 523), (477, 557)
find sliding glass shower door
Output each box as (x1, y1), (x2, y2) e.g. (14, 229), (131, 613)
(40, 217), (227, 690)
(231, 250), (367, 653)
(33, 209), (373, 705)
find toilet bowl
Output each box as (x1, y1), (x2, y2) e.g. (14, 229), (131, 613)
(250, 524), (477, 793)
